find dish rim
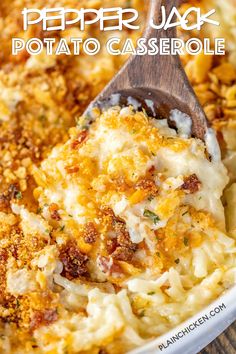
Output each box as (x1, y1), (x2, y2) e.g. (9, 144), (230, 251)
(130, 285), (236, 354)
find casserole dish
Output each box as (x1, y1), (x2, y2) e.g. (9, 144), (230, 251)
(132, 286), (236, 353)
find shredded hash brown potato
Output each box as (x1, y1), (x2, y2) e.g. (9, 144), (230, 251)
(3, 105), (236, 354)
(0, 0), (235, 353)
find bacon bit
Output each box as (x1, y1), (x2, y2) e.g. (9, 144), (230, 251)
(49, 203), (61, 221)
(135, 178), (158, 196)
(83, 222), (98, 244)
(111, 246), (135, 261)
(101, 206), (137, 261)
(97, 256), (112, 273)
(100, 206), (115, 218)
(114, 221), (136, 251)
(59, 241), (89, 280)
(51, 210), (61, 221)
(106, 239), (118, 254)
(30, 308), (58, 331)
(65, 165), (80, 174)
(181, 174), (201, 194)
(107, 220), (137, 262)
(148, 166), (156, 175)
(71, 130), (88, 149)
(97, 256), (122, 275)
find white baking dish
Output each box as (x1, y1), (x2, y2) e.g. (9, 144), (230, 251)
(131, 286), (236, 354)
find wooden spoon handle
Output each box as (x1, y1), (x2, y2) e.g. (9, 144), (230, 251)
(91, 0), (208, 140)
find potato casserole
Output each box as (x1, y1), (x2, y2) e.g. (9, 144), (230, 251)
(0, 0), (235, 353)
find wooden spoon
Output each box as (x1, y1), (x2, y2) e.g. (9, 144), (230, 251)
(85, 0), (209, 140)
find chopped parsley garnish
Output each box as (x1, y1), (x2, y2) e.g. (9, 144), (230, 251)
(75, 116), (90, 130)
(82, 125), (89, 131)
(184, 237), (189, 246)
(139, 310), (145, 317)
(148, 291), (155, 295)
(39, 114), (46, 120)
(148, 195), (155, 202)
(15, 191), (22, 200)
(143, 209), (160, 224)
(60, 225), (65, 232)
(175, 258), (180, 264)
(182, 211), (188, 216)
